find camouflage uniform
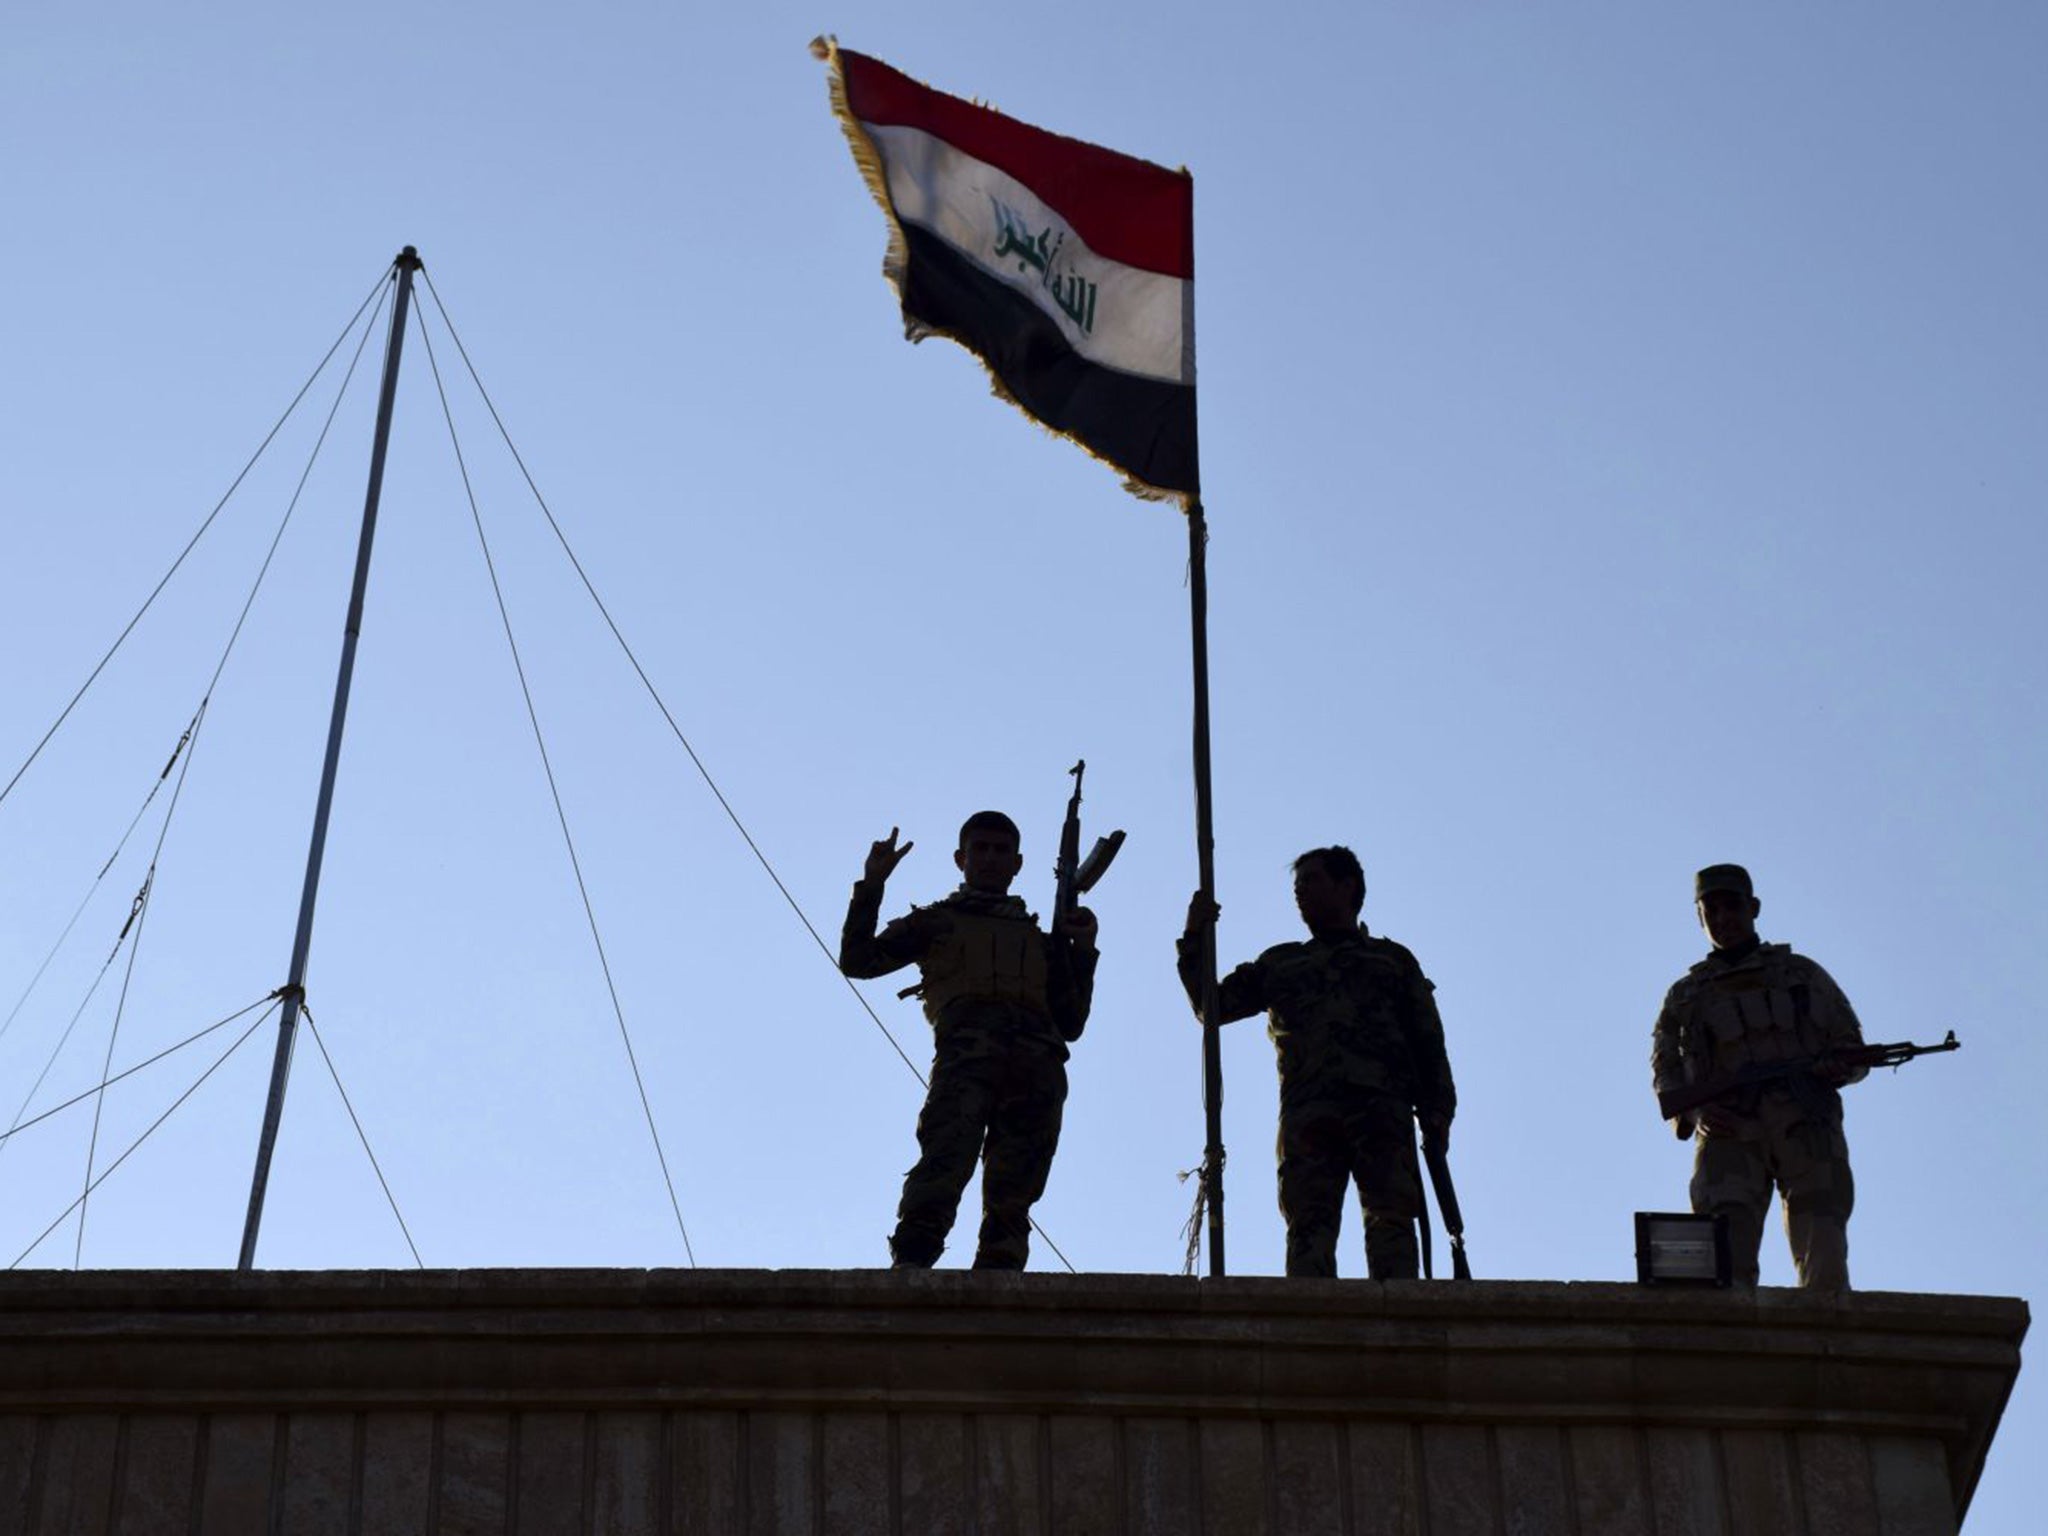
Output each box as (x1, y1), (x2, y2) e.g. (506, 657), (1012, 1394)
(1180, 926), (1455, 1279)
(841, 882), (1094, 1270)
(1652, 942), (1866, 1288)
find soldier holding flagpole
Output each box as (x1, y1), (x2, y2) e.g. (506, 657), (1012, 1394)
(815, 37), (1227, 1271)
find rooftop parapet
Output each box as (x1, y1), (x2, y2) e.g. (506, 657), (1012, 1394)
(0, 1270), (2025, 1533)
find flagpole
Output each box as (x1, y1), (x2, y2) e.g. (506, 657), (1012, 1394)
(1188, 498), (1226, 1276)
(237, 246), (420, 1271)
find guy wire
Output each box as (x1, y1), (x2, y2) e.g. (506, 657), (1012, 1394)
(69, 280), (394, 1268)
(415, 273), (1078, 1273)
(2, 279), (390, 1064)
(0, 265), (392, 813)
(301, 1003), (423, 1268)
(0, 991), (280, 1149)
(414, 302), (695, 1266)
(10, 999), (277, 1270)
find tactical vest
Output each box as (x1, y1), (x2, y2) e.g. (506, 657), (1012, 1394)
(917, 908), (1050, 1023)
(1261, 938), (1416, 1102)
(1675, 945), (1825, 1078)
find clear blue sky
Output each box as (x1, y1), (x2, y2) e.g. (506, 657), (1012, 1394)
(3, 3), (2041, 1526)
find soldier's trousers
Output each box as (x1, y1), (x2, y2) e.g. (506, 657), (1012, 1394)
(891, 1042), (1067, 1270)
(1691, 1090), (1854, 1289)
(1277, 1091), (1422, 1279)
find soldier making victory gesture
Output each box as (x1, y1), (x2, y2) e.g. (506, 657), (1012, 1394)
(840, 813), (1098, 1270)
(1180, 847), (1457, 1279)
(1651, 864), (1868, 1289)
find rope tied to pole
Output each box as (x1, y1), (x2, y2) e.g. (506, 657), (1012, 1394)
(1177, 1146), (1224, 1277)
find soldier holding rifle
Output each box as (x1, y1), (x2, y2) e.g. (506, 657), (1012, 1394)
(1651, 863), (1869, 1289)
(841, 798), (1105, 1272)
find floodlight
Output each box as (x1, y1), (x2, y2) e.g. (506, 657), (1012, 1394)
(1634, 1212), (1732, 1287)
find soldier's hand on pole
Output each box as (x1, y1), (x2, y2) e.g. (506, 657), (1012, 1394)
(1183, 891), (1219, 938)
(1059, 904), (1099, 951)
(864, 828), (914, 885)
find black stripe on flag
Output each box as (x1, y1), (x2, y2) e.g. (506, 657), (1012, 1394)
(901, 224), (1198, 497)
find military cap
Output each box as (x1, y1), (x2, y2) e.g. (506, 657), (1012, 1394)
(1694, 863), (1754, 900)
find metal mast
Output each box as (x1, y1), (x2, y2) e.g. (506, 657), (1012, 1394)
(1188, 499), (1226, 1275)
(238, 247), (421, 1271)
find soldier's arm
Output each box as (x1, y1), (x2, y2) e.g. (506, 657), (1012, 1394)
(1049, 916), (1100, 1038)
(838, 879), (932, 979)
(1175, 894), (1214, 1015)
(1176, 942), (1267, 1024)
(1400, 953), (1457, 1136)
(1650, 989), (1698, 1139)
(1805, 961), (1870, 1087)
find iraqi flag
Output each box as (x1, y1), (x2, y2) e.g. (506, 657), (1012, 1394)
(814, 38), (1198, 503)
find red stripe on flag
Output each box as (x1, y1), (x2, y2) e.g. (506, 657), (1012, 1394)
(839, 49), (1193, 281)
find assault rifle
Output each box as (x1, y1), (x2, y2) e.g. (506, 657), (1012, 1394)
(1420, 1136), (1472, 1281)
(1054, 760), (1125, 926)
(1657, 1030), (1960, 1123)
(1050, 760), (1124, 1040)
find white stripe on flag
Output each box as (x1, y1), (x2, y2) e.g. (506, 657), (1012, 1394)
(870, 123), (1192, 386)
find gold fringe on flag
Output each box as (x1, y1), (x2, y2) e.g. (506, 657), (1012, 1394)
(810, 36), (1193, 511)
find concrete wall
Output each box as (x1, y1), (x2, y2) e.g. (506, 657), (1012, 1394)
(0, 1270), (2025, 1534)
